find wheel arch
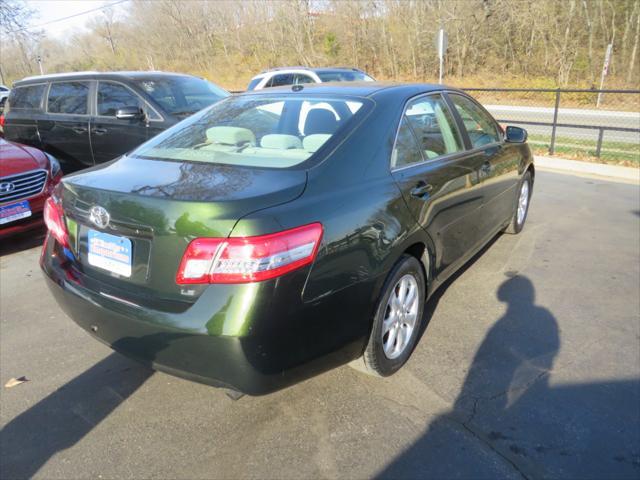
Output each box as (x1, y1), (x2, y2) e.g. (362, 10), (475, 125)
(526, 162), (535, 183)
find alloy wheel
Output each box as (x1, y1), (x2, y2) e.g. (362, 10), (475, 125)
(517, 180), (530, 225)
(382, 274), (420, 359)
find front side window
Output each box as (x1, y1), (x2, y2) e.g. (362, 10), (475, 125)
(402, 94), (463, 161)
(135, 77), (228, 117)
(132, 95), (370, 169)
(47, 82), (90, 114)
(8, 84), (45, 110)
(449, 94), (501, 148)
(97, 82), (143, 116)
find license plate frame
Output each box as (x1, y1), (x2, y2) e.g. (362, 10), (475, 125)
(87, 229), (133, 277)
(0, 200), (32, 225)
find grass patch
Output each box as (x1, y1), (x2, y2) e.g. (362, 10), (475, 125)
(528, 133), (639, 166)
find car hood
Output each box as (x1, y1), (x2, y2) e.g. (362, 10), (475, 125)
(0, 139), (48, 177)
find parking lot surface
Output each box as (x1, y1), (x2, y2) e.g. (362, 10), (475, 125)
(1, 170), (639, 479)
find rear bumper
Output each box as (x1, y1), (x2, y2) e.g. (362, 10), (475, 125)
(41, 235), (374, 395)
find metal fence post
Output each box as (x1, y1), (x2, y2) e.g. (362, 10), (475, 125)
(595, 128), (605, 158)
(549, 89), (561, 155)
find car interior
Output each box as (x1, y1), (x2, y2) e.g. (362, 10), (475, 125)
(139, 97), (365, 168)
(405, 98), (461, 159)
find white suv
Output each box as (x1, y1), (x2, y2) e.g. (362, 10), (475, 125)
(247, 67), (374, 91)
(0, 85), (10, 108)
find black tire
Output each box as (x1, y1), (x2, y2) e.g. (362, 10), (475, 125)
(504, 171), (533, 235)
(355, 254), (426, 377)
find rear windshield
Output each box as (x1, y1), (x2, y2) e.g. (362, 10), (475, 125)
(317, 71), (374, 82)
(132, 95), (370, 168)
(134, 77), (229, 116)
(8, 84), (46, 110)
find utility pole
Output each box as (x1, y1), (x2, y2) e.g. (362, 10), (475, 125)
(435, 27), (448, 84)
(36, 55), (43, 75)
(596, 43), (613, 107)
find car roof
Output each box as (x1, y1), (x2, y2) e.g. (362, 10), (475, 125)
(238, 81), (463, 98)
(13, 71), (200, 86)
(256, 66), (367, 75)
(311, 67), (367, 73)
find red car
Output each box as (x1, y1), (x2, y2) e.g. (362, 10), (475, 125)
(0, 138), (62, 238)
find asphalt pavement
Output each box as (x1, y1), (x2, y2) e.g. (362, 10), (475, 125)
(1, 171), (639, 479)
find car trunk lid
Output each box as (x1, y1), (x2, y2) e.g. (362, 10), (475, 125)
(59, 156), (306, 304)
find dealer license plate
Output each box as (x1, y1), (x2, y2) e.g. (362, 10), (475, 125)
(0, 200), (32, 225)
(87, 229), (132, 277)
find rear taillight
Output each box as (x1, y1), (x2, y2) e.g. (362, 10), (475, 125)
(176, 223), (323, 284)
(43, 197), (69, 248)
(0, 114), (4, 127)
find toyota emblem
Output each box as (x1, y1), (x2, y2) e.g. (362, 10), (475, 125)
(0, 182), (16, 194)
(89, 205), (110, 229)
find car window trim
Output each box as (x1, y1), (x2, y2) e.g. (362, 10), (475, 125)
(8, 82), (48, 111)
(444, 91), (505, 147)
(390, 91), (467, 172)
(45, 80), (93, 117)
(95, 80), (164, 122)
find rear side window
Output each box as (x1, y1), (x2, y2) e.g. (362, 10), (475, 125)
(267, 74), (294, 88)
(8, 84), (46, 110)
(97, 82), (143, 116)
(392, 117), (424, 168)
(404, 94), (463, 160)
(48, 82), (90, 115)
(392, 94), (462, 168)
(448, 94), (501, 148)
(246, 78), (262, 91)
(294, 74), (314, 85)
(316, 71), (374, 82)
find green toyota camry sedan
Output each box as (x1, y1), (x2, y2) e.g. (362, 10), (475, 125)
(41, 83), (534, 395)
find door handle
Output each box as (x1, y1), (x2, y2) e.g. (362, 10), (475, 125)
(92, 127), (107, 135)
(410, 181), (433, 198)
(71, 126), (88, 134)
(480, 161), (492, 173)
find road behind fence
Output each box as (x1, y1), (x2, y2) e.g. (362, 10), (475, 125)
(463, 88), (640, 165)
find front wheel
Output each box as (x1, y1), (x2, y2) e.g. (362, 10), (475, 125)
(505, 171), (533, 234)
(355, 255), (426, 377)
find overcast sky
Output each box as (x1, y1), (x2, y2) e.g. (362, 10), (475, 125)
(25, 0), (129, 38)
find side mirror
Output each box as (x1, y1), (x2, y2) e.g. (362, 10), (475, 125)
(505, 125), (528, 143)
(115, 106), (144, 121)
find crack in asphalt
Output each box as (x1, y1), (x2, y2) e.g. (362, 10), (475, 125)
(449, 370), (554, 480)
(457, 400), (531, 480)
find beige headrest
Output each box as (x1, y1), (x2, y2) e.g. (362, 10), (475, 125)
(260, 134), (303, 150)
(303, 134), (331, 153)
(206, 126), (255, 146)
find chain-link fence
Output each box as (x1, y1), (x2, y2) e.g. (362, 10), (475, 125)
(463, 88), (640, 166)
